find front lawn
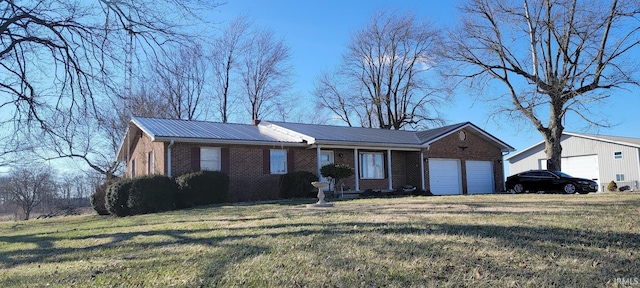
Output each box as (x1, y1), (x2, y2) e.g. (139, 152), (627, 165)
(1, 193), (638, 287)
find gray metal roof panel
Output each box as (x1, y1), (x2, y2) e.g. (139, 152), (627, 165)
(267, 121), (424, 146)
(567, 132), (640, 148)
(132, 117), (294, 143)
(416, 122), (469, 143)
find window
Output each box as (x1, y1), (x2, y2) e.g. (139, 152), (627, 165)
(201, 147), (221, 171)
(147, 151), (155, 174)
(270, 149), (287, 174)
(614, 151), (623, 159)
(616, 174), (625, 181)
(360, 152), (384, 179)
(131, 159), (136, 177)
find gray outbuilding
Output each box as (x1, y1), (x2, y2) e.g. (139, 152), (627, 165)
(506, 132), (640, 192)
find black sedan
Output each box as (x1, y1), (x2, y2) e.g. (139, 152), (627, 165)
(506, 170), (598, 194)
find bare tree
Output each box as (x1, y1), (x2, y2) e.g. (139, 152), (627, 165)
(316, 11), (447, 130)
(153, 44), (209, 120)
(3, 165), (56, 220)
(240, 28), (293, 122)
(0, 0), (220, 177)
(212, 16), (251, 123)
(441, 0), (640, 170)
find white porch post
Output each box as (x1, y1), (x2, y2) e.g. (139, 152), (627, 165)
(420, 151), (425, 190)
(387, 149), (392, 190)
(354, 148), (359, 191)
(317, 146), (322, 178)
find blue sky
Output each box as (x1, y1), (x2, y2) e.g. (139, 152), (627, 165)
(4, 0), (637, 176)
(211, 0), (640, 155)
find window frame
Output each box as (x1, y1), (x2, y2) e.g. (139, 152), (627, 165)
(614, 151), (623, 159)
(359, 152), (385, 179)
(201, 147), (222, 171)
(270, 149), (288, 174)
(616, 173), (625, 182)
(147, 151), (155, 174)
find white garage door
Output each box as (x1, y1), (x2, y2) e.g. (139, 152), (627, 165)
(429, 159), (462, 195)
(562, 155), (600, 191)
(539, 155), (600, 191)
(466, 160), (494, 194)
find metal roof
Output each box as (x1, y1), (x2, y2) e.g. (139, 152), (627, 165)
(116, 117), (514, 161)
(505, 132), (640, 160)
(568, 132), (640, 148)
(132, 117), (297, 143)
(416, 122), (469, 143)
(265, 121), (423, 147)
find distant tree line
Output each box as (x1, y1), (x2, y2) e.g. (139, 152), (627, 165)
(0, 165), (98, 220)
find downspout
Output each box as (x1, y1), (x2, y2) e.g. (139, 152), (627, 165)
(354, 148), (359, 191)
(316, 146), (322, 181)
(502, 151), (511, 192)
(387, 149), (392, 190)
(167, 140), (175, 178)
(420, 151), (425, 190)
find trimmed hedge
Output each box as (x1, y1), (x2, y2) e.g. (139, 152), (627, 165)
(106, 178), (134, 217)
(279, 171), (319, 198)
(105, 175), (177, 216)
(90, 178), (119, 215)
(175, 171), (230, 208)
(127, 175), (177, 215)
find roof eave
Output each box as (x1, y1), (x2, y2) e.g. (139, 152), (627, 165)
(564, 132), (640, 149)
(153, 136), (308, 147)
(312, 140), (424, 150)
(423, 122), (516, 153)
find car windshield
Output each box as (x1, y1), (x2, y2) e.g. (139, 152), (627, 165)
(553, 171), (573, 178)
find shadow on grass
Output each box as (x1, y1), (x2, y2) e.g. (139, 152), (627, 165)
(1, 195), (639, 285)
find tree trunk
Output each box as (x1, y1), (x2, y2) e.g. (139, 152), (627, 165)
(543, 97), (565, 171)
(23, 207), (31, 221)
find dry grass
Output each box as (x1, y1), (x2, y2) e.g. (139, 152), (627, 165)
(1, 193), (639, 287)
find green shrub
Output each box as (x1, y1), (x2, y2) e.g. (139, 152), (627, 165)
(105, 178), (133, 216)
(607, 181), (618, 192)
(127, 175), (177, 215)
(90, 178), (119, 215)
(279, 171), (319, 198)
(320, 163), (354, 190)
(175, 171), (230, 207)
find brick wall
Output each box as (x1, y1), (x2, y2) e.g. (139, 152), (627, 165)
(124, 126), (505, 201)
(169, 144), (316, 202)
(424, 128), (504, 193)
(126, 133), (165, 178)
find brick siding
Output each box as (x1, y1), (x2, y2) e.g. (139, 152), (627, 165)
(424, 128), (504, 193)
(122, 127), (504, 201)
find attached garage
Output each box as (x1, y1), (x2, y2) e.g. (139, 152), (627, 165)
(428, 159), (462, 195)
(466, 160), (494, 194)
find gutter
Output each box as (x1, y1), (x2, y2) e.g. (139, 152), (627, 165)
(153, 137), (308, 147)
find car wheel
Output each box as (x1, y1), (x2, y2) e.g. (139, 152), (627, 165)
(513, 183), (524, 194)
(563, 183), (576, 194)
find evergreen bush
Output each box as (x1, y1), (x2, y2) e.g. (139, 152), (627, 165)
(607, 181), (618, 192)
(90, 178), (119, 215)
(279, 171), (319, 198)
(105, 178), (133, 216)
(175, 171), (230, 207)
(127, 175), (177, 215)
(320, 163), (354, 191)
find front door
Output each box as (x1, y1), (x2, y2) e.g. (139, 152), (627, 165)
(320, 151), (334, 191)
